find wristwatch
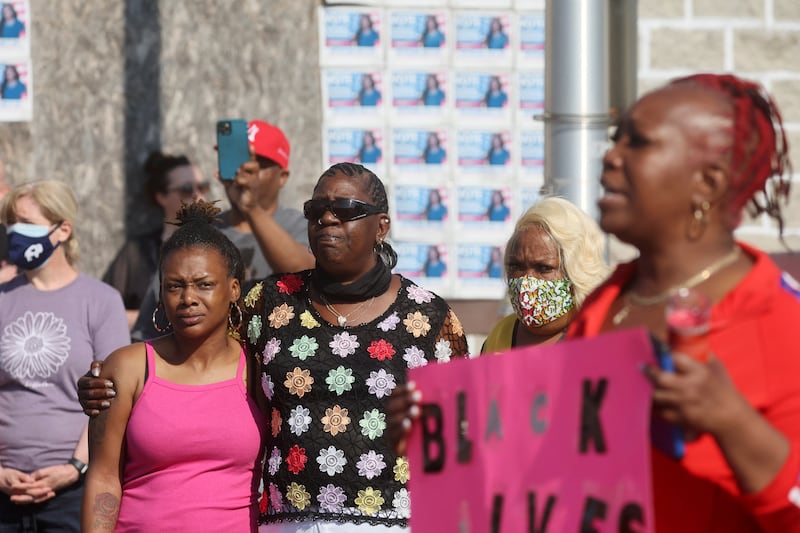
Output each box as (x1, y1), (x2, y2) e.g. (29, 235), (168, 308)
(67, 457), (88, 476)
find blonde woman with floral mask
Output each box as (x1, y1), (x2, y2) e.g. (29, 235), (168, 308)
(481, 197), (610, 353)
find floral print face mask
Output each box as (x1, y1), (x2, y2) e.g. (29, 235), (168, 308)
(507, 275), (574, 328)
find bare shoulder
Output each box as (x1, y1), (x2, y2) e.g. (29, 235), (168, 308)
(101, 342), (147, 385)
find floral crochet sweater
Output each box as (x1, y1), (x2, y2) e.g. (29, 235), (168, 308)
(243, 270), (468, 527)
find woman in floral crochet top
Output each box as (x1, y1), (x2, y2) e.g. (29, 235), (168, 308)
(244, 162), (468, 531)
(78, 162), (468, 531)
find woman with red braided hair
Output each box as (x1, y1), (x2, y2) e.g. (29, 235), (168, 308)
(569, 73), (800, 531)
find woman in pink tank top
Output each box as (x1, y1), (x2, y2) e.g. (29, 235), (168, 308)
(82, 201), (267, 532)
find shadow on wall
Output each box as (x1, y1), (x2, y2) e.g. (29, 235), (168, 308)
(123, 0), (162, 238)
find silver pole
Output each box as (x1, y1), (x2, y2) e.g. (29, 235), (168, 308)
(609, 0), (638, 121)
(542, 0), (611, 220)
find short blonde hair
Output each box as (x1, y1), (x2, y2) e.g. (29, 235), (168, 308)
(509, 196), (610, 305)
(0, 180), (80, 266)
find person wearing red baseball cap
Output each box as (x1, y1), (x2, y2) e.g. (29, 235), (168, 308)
(127, 120), (313, 342)
(218, 119), (313, 281)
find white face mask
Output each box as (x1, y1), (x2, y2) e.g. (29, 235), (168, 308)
(507, 275), (574, 327)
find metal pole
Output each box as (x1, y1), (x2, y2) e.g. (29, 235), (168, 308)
(542, 0), (611, 221)
(609, 0), (638, 121)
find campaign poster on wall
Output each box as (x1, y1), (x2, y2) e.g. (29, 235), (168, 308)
(0, 0), (28, 55)
(391, 183), (450, 238)
(387, 10), (449, 65)
(456, 129), (513, 175)
(324, 127), (386, 176)
(394, 241), (451, 293)
(517, 11), (546, 68)
(518, 184), (544, 214)
(453, 12), (513, 67)
(319, 7), (384, 66)
(454, 71), (512, 124)
(391, 127), (450, 176)
(454, 242), (508, 298)
(455, 185), (514, 239)
(519, 127), (545, 180)
(0, 59), (31, 121)
(518, 70), (545, 121)
(321, 69), (385, 121)
(389, 70), (450, 123)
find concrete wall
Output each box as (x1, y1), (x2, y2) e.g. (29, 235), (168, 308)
(638, 0), (800, 254)
(0, 0), (323, 278)
(1, 0), (797, 280)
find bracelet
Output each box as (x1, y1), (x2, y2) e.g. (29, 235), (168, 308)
(67, 457), (88, 476)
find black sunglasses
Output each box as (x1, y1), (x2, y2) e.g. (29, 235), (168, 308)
(303, 198), (384, 223)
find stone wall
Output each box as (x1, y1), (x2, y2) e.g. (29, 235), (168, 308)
(0, 0), (323, 277)
(639, 0), (800, 253)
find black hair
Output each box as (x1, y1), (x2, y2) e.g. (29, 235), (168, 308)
(159, 200), (245, 288)
(0, 65), (20, 96)
(316, 162), (397, 268)
(142, 150), (192, 206)
(2, 3), (18, 21)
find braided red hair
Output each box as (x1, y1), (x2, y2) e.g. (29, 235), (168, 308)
(670, 73), (791, 232)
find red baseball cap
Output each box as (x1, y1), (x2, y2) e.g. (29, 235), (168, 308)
(247, 120), (290, 169)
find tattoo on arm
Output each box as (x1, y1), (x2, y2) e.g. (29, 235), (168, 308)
(93, 492), (120, 531)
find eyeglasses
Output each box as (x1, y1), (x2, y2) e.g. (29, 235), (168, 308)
(303, 198), (384, 222)
(168, 182), (211, 197)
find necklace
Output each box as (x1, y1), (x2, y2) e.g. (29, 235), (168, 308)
(319, 293), (376, 328)
(611, 247), (741, 326)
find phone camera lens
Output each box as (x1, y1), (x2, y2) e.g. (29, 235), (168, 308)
(218, 122), (232, 136)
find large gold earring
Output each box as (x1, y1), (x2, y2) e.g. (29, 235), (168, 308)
(688, 200), (711, 240)
(151, 302), (171, 333)
(228, 302), (243, 331)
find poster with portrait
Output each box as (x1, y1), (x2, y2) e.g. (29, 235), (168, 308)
(519, 126), (545, 181)
(394, 241), (451, 294)
(390, 127), (450, 176)
(319, 7), (384, 66)
(454, 71), (512, 124)
(0, 0), (28, 56)
(389, 70), (450, 124)
(321, 69), (385, 121)
(455, 185), (514, 237)
(453, 12), (513, 67)
(454, 242), (509, 299)
(323, 126), (386, 176)
(517, 11), (545, 68)
(387, 10), (449, 65)
(390, 183), (450, 238)
(456, 129), (513, 175)
(0, 59), (31, 121)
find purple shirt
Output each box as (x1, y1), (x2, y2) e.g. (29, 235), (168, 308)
(0, 274), (129, 472)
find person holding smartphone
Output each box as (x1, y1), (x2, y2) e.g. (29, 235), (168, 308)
(129, 120), (313, 342)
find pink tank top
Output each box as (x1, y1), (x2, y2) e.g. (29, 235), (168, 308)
(116, 343), (266, 532)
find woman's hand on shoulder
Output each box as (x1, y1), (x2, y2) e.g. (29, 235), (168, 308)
(78, 343), (146, 416)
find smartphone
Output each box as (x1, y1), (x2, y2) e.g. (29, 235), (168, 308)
(649, 335), (686, 460)
(216, 119), (250, 180)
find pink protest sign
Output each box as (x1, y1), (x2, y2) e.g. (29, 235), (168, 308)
(407, 327), (656, 533)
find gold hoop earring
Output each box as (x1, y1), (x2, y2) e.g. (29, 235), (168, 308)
(152, 302), (171, 333)
(228, 302), (243, 330)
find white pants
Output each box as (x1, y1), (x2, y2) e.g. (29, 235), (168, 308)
(259, 521), (408, 533)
